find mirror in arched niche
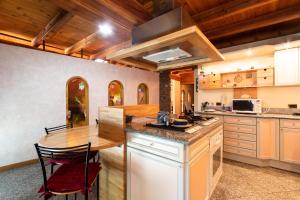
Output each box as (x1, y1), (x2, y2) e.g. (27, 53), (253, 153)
(108, 80), (124, 106)
(137, 83), (149, 104)
(66, 76), (89, 127)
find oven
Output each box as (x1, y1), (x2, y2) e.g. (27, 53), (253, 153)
(209, 126), (223, 195)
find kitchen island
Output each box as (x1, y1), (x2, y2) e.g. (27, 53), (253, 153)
(125, 117), (223, 200)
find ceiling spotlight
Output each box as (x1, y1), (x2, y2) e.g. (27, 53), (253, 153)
(98, 23), (113, 36)
(246, 49), (253, 56)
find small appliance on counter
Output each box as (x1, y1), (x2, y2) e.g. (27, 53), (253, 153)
(232, 99), (262, 114)
(157, 111), (169, 125)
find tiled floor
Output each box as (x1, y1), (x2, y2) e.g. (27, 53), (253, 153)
(210, 160), (300, 200)
(0, 159), (299, 199)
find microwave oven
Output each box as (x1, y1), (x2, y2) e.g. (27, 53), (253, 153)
(232, 99), (262, 114)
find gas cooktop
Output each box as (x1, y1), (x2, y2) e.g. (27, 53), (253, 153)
(146, 115), (217, 133)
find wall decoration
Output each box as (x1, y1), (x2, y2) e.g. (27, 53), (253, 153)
(108, 80), (124, 106)
(137, 83), (149, 104)
(66, 77), (89, 127)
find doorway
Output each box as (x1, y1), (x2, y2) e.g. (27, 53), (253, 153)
(170, 68), (194, 116)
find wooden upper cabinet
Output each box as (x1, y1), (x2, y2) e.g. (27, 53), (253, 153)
(257, 118), (279, 160)
(274, 48), (300, 86)
(256, 68), (274, 87)
(199, 74), (221, 89)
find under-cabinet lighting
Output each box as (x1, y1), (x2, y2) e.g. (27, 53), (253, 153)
(98, 23), (113, 36)
(95, 58), (107, 63)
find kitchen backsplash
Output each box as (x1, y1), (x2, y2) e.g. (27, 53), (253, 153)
(201, 105), (300, 115)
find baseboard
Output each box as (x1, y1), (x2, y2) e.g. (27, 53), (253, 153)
(0, 159), (38, 172)
(224, 152), (300, 173)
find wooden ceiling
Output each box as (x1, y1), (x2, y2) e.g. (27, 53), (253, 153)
(1, 0), (300, 69)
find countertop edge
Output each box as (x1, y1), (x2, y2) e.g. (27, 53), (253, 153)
(198, 111), (300, 120)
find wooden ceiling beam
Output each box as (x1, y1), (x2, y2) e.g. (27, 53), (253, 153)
(118, 58), (157, 71)
(51, 0), (146, 32)
(193, 0), (277, 26)
(206, 4), (300, 40)
(64, 33), (100, 55)
(31, 10), (73, 47)
(97, 0), (151, 24)
(90, 40), (132, 60)
(213, 19), (300, 49)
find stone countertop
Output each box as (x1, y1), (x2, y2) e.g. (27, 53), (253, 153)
(198, 111), (300, 120)
(125, 117), (223, 145)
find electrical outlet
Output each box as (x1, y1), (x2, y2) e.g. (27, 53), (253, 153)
(288, 104), (297, 109)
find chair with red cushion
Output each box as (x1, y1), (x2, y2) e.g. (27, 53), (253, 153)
(34, 142), (101, 200)
(44, 124), (99, 174)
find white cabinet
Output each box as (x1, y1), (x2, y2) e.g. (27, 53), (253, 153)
(257, 118), (279, 160)
(127, 147), (184, 200)
(274, 48), (299, 86)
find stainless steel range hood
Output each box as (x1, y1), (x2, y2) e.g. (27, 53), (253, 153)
(106, 4), (224, 71)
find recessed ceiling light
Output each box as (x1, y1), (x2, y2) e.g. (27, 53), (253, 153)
(246, 49), (253, 56)
(98, 23), (113, 36)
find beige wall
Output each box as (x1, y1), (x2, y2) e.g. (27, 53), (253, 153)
(0, 43), (159, 166)
(258, 86), (300, 108)
(196, 54), (300, 110)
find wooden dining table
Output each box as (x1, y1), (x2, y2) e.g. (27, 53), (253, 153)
(39, 125), (123, 150)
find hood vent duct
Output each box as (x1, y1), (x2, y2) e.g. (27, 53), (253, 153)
(132, 7), (195, 45)
(152, 0), (178, 17)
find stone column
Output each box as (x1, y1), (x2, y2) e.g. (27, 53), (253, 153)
(159, 70), (171, 112)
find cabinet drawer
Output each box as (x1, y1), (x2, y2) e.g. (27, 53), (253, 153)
(280, 119), (300, 129)
(224, 145), (256, 158)
(127, 133), (184, 162)
(209, 73), (221, 81)
(224, 123), (256, 134)
(224, 138), (256, 150)
(224, 116), (256, 125)
(257, 76), (273, 87)
(199, 82), (209, 89)
(208, 80), (221, 88)
(257, 68), (274, 77)
(224, 131), (256, 141)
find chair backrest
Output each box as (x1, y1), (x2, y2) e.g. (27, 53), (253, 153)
(34, 143), (91, 193)
(45, 122), (73, 135)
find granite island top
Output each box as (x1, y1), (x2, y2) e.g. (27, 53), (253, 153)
(198, 111), (300, 120)
(125, 117), (223, 145)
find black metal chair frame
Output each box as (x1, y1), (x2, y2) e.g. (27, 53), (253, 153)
(45, 122), (73, 135)
(45, 122), (74, 174)
(34, 143), (100, 200)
